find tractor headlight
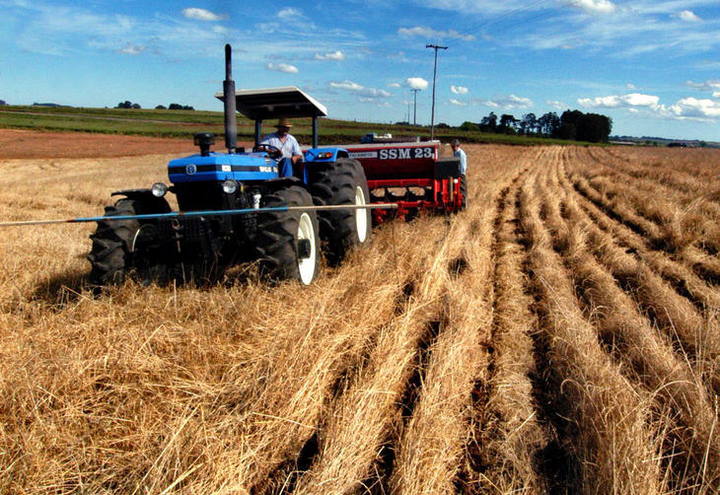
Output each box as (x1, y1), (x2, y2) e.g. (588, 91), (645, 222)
(222, 180), (238, 195)
(151, 182), (168, 197)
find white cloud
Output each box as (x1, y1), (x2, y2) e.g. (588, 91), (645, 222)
(547, 100), (567, 110)
(451, 85), (469, 95)
(686, 80), (720, 92)
(626, 83), (636, 90)
(516, 0), (720, 58)
(2, 0), (368, 65)
(449, 98), (467, 106)
(667, 97), (720, 119)
(314, 50), (345, 61)
(675, 10), (701, 22)
(359, 97), (391, 107)
(278, 7), (303, 20)
(565, 0), (617, 14)
(695, 61), (720, 70)
(576, 91), (720, 121)
(330, 80), (363, 91)
(407, 77), (429, 90)
(257, 22), (280, 34)
(480, 94), (533, 109)
(420, 1), (544, 15)
(118, 43), (145, 55)
(388, 82), (402, 88)
(398, 26), (474, 41)
(266, 62), (299, 74)
(181, 7), (225, 21)
(578, 93), (660, 108)
(329, 80), (391, 97)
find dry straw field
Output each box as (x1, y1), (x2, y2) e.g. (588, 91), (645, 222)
(1, 143), (719, 494)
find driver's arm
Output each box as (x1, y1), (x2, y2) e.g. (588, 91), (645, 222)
(290, 137), (302, 164)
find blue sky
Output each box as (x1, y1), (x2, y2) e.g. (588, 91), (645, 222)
(2, 0), (720, 140)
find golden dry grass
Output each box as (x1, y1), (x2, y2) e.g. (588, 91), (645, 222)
(1, 144), (719, 494)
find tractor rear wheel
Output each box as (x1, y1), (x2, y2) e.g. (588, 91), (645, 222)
(87, 197), (170, 285)
(254, 184), (320, 285)
(309, 158), (371, 266)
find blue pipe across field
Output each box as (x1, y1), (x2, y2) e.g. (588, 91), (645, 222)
(0, 203), (398, 228)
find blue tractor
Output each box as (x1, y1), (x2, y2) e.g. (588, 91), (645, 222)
(88, 45), (371, 286)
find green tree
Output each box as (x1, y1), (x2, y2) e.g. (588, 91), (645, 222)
(538, 112), (561, 137)
(480, 112), (498, 133)
(460, 121), (479, 131)
(576, 113), (612, 142)
(520, 113), (537, 135)
(499, 114), (519, 134)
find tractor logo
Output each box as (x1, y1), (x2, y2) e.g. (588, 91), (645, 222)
(185, 164), (197, 175)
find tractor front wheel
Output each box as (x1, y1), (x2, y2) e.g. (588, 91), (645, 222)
(87, 196), (170, 285)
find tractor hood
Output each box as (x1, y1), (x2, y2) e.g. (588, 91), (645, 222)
(168, 153), (279, 184)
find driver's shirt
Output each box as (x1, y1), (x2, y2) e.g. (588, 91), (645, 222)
(260, 132), (302, 159)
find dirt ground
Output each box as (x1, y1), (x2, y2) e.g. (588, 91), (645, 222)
(0, 129), (254, 159)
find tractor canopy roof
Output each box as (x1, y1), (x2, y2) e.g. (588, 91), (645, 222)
(215, 86), (328, 121)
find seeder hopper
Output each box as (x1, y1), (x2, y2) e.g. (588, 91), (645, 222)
(344, 141), (466, 223)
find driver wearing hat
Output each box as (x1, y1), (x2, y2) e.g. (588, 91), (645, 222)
(260, 117), (303, 178)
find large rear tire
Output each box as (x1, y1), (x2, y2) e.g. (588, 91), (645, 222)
(459, 174), (467, 210)
(309, 158), (371, 266)
(87, 197), (171, 285)
(254, 185), (320, 285)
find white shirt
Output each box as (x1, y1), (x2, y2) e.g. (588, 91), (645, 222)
(261, 132), (302, 159)
(454, 147), (467, 175)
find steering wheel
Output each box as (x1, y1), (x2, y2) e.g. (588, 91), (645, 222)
(253, 144), (283, 159)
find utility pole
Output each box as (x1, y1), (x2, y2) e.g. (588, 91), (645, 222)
(411, 88), (420, 126)
(426, 44), (448, 140)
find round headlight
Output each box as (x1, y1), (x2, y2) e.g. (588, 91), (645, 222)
(222, 180), (238, 194)
(151, 182), (168, 197)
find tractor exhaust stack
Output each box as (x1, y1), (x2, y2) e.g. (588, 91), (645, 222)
(223, 44), (237, 154)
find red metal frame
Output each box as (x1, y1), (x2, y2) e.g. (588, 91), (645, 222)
(345, 141), (464, 223)
(367, 177), (463, 223)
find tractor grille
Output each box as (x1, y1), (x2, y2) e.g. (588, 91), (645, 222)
(155, 216), (208, 244)
(174, 182), (228, 212)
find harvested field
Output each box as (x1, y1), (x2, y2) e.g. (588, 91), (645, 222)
(0, 144), (719, 494)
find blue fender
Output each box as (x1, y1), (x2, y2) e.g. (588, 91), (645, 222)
(300, 147), (350, 184)
(303, 147), (349, 164)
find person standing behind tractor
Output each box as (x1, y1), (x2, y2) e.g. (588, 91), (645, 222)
(451, 139), (467, 175)
(261, 118), (303, 178)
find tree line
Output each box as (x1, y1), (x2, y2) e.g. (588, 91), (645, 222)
(115, 101), (195, 111)
(460, 109), (612, 143)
